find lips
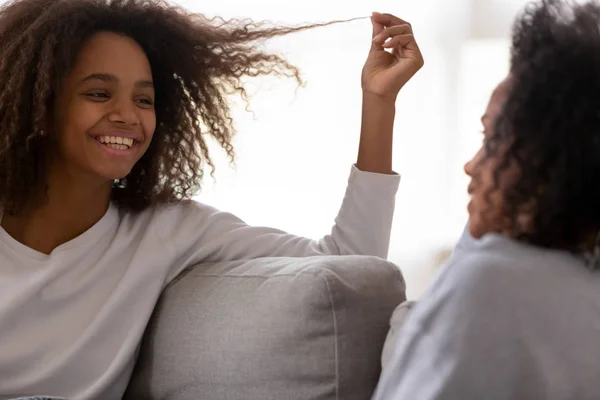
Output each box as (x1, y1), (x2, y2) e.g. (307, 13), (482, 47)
(467, 182), (476, 195)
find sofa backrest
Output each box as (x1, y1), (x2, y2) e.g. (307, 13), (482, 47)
(125, 255), (406, 400)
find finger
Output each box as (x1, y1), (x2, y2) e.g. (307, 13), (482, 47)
(384, 34), (423, 62)
(371, 12), (385, 37)
(370, 12), (385, 52)
(372, 13), (411, 28)
(382, 34), (416, 51)
(372, 24), (412, 45)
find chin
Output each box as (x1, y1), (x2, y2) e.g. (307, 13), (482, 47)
(112, 172), (132, 180)
(467, 216), (485, 239)
(99, 165), (135, 180)
(93, 170), (133, 186)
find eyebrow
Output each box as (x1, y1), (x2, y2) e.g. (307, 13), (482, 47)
(80, 73), (154, 89)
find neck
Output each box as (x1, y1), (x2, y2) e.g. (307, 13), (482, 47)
(1, 165), (112, 255)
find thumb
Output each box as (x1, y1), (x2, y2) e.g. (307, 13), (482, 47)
(370, 12), (385, 52)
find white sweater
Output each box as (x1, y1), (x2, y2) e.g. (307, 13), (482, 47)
(0, 165), (400, 399)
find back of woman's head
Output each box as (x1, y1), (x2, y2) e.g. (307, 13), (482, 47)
(491, 0), (600, 252)
(0, 0), (317, 213)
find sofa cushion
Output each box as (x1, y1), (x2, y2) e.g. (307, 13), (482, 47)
(125, 255), (405, 400)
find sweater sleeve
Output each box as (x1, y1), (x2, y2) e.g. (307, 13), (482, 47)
(160, 165), (400, 282)
(372, 249), (539, 400)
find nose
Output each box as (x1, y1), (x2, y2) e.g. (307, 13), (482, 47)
(107, 97), (139, 126)
(464, 158), (473, 177)
(464, 147), (483, 177)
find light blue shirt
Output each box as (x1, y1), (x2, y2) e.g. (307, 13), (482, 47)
(374, 230), (600, 400)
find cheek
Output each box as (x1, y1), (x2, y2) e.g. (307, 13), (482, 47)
(58, 94), (104, 130)
(469, 162), (507, 235)
(141, 112), (157, 144)
(54, 101), (102, 149)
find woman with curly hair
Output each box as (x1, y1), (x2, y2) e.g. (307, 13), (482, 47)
(375, 0), (600, 399)
(0, 0), (424, 398)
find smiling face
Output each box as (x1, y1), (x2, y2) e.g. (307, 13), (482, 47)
(51, 31), (156, 184)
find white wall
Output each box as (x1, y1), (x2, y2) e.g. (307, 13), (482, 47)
(175, 0), (523, 298)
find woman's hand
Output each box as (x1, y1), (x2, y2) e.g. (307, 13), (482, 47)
(361, 12), (424, 101)
(355, 13), (423, 174)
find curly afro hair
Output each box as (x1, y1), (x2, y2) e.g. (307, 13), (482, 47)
(0, 0), (341, 214)
(486, 0), (600, 255)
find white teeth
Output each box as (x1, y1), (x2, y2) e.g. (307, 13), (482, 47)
(106, 143), (129, 150)
(97, 135), (134, 148)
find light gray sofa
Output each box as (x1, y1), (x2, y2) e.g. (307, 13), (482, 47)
(124, 255), (406, 400)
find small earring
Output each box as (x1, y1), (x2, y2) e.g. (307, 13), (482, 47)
(113, 178), (127, 189)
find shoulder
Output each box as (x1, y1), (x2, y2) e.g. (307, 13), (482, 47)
(445, 235), (527, 292)
(140, 199), (249, 240)
(429, 233), (586, 319)
(157, 199), (217, 217)
(445, 233), (579, 291)
(117, 200), (222, 235)
(415, 234), (579, 325)
(152, 200), (222, 228)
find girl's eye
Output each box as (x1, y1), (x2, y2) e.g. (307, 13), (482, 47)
(86, 92), (110, 99)
(135, 98), (154, 108)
